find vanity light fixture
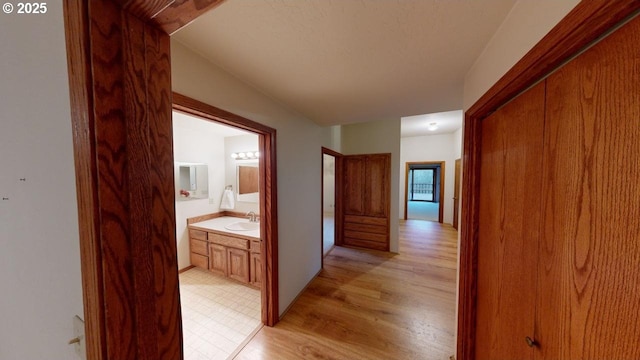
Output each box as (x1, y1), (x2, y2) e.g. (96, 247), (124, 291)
(427, 122), (438, 131)
(230, 151), (260, 160)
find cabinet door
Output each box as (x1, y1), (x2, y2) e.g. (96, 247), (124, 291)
(344, 156), (366, 215)
(365, 154), (390, 218)
(227, 248), (249, 283)
(475, 81), (545, 360)
(537, 15), (640, 359)
(250, 252), (262, 288)
(209, 244), (227, 276)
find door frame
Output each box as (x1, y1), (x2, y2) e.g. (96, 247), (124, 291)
(453, 158), (461, 230)
(404, 161), (444, 223)
(172, 92), (279, 328)
(320, 147), (343, 268)
(457, 2), (640, 359)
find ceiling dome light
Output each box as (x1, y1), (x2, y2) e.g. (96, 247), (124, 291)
(427, 122), (438, 131)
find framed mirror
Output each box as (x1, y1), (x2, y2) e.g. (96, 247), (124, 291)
(176, 162), (208, 200)
(236, 161), (259, 203)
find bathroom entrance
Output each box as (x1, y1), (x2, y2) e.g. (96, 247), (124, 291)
(172, 94), (279, 360)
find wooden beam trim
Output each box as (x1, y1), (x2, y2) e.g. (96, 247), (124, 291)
(63, 1), (107, 358)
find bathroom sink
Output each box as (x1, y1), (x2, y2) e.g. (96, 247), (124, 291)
(225, 221), (260, 231)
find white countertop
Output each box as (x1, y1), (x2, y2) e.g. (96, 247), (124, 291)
(189, 216), (261, 240)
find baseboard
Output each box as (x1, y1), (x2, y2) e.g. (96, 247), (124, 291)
(279, 268), (322, 318)
(178, 265), (195, 274)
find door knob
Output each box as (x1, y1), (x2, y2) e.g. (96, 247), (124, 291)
(525, 336), (538, 348)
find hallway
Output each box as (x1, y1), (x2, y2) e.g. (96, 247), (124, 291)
(234, 220), (458, 359)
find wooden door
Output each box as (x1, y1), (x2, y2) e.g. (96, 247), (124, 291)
(209, 244), (227, 276)
(343, 154), (391, 251)
(250, 252), (262, 288)
(536, 14), (640, 359)
(475, 82), (546, 359)
(227, 248), (249, 283)
(453, 159), (461, 230)
(344, 156), (366, 215)
(365, 154), (390, 218)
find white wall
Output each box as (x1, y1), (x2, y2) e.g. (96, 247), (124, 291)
(400, 132), (462, 224)
(172, 40), (330, 315)
(341, 119), (401, 253)
(463, 0), (579, 109)
(173, 115), (229, 270)
(0, 3), (83, 359)
(453, 128), (463, 159)
(224, 135), (260, 214)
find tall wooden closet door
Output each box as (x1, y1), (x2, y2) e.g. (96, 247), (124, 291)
(537, 15), (640, 359)
(343, 154), (391, 251)
(475, 82), (546, 359)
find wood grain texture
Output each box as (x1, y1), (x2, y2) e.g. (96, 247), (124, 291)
(172, 93), (279, 326)
(456, 112), (482, 360)
(344, 156), (366, 215)
(467, 0), (640, 120)
(117, 0), (173, 21)
(366, 154), (391, 218)
(343, 154), (391, 251)
(64, 1), (182, 358)
(87, 2), (137, 357)
(145, 21), (183, 359)
(62, 1), (106, 358)
(475, 82), (546, 359)
(123, 12), (157, 359)
(236, 220), (458, 360)
(458, 4), (640, 359)
(538, 14), (640, 359)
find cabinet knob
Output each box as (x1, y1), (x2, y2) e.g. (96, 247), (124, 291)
(525, 336), (538, 348)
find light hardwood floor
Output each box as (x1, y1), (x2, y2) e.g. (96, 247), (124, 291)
(234, 220), (458, 359)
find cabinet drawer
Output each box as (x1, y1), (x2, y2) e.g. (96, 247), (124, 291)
(209, 233), (249, 250)
(190, 253), (209, 269)
(250, 240), (261, 253)
(190, 239), (208, 256)
(189, 229), (207, 240)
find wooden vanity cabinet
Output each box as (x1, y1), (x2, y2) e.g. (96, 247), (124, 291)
(250, 241), (262, 288)
(208, 244), (227, 275)
(189, 229), (209, 269)
(189, 224), (261, 288)
(227, 248), (250, 283)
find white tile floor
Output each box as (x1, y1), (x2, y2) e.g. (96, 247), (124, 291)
(180, 268), (262, 360)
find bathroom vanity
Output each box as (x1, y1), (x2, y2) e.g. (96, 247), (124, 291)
(188, 216), (261, 288)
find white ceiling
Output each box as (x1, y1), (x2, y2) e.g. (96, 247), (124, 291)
(173, 0), (516, 126)
(401, 110), (463, 137)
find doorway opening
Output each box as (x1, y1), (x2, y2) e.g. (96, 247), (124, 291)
(172, 109), (262, 360)
(404, 161), (444, 222)
(173, 93), (279, 351)
(321, 147), (342, 268)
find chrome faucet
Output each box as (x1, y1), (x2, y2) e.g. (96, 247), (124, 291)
(246, 211), (258, 223)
